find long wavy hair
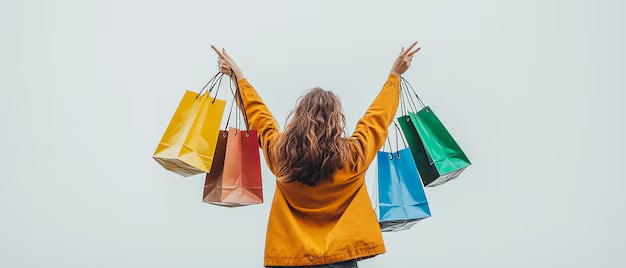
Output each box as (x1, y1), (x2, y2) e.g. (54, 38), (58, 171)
(272, 88), (364, 187)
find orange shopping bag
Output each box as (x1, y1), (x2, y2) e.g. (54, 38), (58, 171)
(153, 73), (227, 177)
(203, 81), (263, 207)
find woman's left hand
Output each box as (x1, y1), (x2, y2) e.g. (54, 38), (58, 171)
(211, 45), (245, 81)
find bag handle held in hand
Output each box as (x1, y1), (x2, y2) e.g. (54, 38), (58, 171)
(196, 72), (226, 102)
(221, 96), (236, 137)
(400, 76), (428, 112)
(230, 69), (251, 136)
(393, 121), (408, 149)
(400, 78), (418, 114)
(382, 135), (394, 160)
(382, 120), (408, 160)
(195, 72), (219, 99)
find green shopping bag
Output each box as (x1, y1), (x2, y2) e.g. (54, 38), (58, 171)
(397, 77), (471, 187)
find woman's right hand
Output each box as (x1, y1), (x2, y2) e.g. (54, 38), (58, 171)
(390, 42), (421, 77)
(211, 45), (245, 81)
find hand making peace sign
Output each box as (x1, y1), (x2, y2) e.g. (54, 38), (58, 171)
(390, 41), (421, 77)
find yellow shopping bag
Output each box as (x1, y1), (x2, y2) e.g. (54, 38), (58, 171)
(153, 73), (227, 177)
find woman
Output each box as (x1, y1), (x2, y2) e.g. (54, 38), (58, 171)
(212, 42), (420, 268)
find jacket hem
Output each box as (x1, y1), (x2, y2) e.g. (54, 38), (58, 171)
(264, 243), (386, 266)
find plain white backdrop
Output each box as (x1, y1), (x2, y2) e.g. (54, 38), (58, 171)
(1, 0), (625, 267)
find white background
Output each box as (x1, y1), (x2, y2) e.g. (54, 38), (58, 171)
(2, 0), (625, 267)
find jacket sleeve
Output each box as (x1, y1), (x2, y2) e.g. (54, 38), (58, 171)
(350, 74), (401, 168)
(235, 78), (280, 174)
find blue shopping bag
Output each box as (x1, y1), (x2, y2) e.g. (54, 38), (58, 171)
(374, 123), (431, 232)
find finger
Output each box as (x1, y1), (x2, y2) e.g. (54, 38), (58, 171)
(407, 47), (421, 56)
(403, 42), (418, 55)
(403, 42), (417, 55)
(211, 45), (226, 59)
(223, 49), (234, 60)
(399, 47), (405, 56)
(211, 45), (224, 58)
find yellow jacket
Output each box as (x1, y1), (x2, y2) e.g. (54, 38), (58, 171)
(237, 74), (400, 266)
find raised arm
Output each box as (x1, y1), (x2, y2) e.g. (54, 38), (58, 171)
(350, 74), (401, 166)
(212, 46), (280, 173)
(350, 42), (421, 168)
(236, 78), (280, 160)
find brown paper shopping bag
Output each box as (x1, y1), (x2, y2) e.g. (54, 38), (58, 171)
(153, 73), (227, 177)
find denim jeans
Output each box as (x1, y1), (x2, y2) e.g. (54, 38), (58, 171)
(266, 259), (358, 268)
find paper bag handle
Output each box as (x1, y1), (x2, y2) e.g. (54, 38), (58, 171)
(196, 72), (227, 106)
(400, 76), (428, 113)
(231, 70), (251, 135)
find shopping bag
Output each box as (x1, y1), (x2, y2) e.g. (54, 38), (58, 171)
(153, 73), (227, 177)
(203, 80), (263, 207)
(202, 129), (228, 202)
(374, 122), (431, 232)
(397, 77), (471, 187)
